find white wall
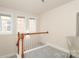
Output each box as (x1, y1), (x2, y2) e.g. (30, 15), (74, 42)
(0, 7), (38, 57)
(39, 0), (79, 51)
(76, 12), (79, 36)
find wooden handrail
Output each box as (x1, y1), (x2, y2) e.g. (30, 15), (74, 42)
(17, 31), (48, 58)
(23, 31), (48, 35)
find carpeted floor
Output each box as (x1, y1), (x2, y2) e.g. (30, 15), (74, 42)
(9, 45), (69, 58)
(24, 46), (69, 58)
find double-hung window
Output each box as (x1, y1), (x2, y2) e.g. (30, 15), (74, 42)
(0, 14), (12, 34)
(17, 16), (37, 33)
(17, 16), (25, 33)
(28, 17), (36, 33)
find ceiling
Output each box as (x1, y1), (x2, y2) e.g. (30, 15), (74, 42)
(0, 0), (73, 16)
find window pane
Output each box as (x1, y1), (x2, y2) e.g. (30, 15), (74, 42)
(7, 20), (11, 31)
(17, 17), (25, 33)
(28, 17), (36, 32)
(2, 20), (7, 32)
(7, 26), (11, 31)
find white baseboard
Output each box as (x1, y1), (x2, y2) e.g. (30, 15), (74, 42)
(16, 53), (20, 58)
(24, 44), (48, 53)
(0, 53), (16, 58)
(41, 42), (70, 54)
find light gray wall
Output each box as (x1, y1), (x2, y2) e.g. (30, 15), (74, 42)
(76, 12), (79, 36)
(0, 35), (17, 57)
(39, 0), (79, 51)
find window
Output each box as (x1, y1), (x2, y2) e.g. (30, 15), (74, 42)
(0, 14), (12, 34)
(17, 16), (26, 33)
(28, 17), (36, 32)
(17, 16), (36, 33)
